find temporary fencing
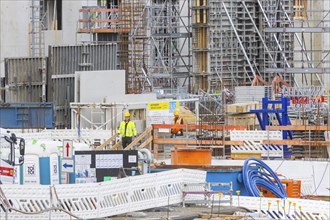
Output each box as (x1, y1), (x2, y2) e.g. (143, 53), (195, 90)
(0, 169), (206, 219)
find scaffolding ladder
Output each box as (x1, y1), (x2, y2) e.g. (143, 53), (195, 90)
(30, 0), (45, 57)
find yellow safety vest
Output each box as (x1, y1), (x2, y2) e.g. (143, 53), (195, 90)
(118, 121), (137, 137)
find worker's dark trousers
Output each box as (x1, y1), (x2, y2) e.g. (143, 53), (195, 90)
(122, 137), (132, 149)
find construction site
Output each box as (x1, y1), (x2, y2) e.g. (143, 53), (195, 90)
(0, 0), (329, 219)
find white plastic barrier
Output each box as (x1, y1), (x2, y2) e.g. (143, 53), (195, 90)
(230, 130), (284, 158)
(13, 129), (112, 146)
(1, 172), (329, 220)
(231, 141), (283, 158)
(230, 130), (282, 141)
(211, 195), (330, 220)
(0, 169), (206, 219)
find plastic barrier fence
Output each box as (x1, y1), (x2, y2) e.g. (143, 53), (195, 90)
(230, 130), (283, 158)
(230, 130), (282, 141)
(13, 129), (111, 145)
(0, 169), (206, 219)
(1, 170), (328, 220)
(231, 141), (283, 158)
(213, 195), (330, 220)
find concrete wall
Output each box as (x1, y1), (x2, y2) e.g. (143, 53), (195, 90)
(76, 70), (158, 103)
(0, 1), (30, 78)
(78, 70), (126, 103)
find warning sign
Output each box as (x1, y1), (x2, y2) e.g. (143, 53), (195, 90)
(147, 101), (180, 127)
(148, 102), (170, 111)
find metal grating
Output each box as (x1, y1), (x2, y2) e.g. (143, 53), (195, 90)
(5, 57), (46, 103)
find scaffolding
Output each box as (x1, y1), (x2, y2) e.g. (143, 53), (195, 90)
(192, 0), (261, 93)
(77, 0), (191, 95)
(142, 0), (192, 94)
(191, 0), (329, 92)
(121, 0), (147, 94)
(252, 0), (329, 86)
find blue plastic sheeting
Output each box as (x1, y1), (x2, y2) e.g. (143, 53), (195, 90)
(0, 102), (54, 129)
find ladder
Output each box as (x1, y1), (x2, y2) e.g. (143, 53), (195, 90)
(30, 0), (45, 57)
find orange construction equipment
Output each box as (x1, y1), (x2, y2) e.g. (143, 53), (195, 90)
(261, 179), (302, 198)
(171, 146), (211, 165)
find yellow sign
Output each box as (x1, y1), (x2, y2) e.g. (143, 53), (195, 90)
(148, 102), (170, 110)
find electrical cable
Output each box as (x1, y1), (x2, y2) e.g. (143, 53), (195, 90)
(274, 159), (285, 172)
(242, 158), (287, 198)
(311, 161), (329, 195)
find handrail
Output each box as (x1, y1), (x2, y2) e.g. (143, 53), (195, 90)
(261, 140), (330, 146)
(266, 125), (330, 131)
(152, 124), (246, 159)
(95, 133), (118, 150)
(111, 140), (122, 150)
(79, 8), (120, 13)
(126, 127), (153, 150)
(77, 7), (131, 34)
(152, 124), (247, 130)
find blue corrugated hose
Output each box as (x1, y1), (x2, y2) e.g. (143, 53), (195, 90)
(242, 158), (288, 198)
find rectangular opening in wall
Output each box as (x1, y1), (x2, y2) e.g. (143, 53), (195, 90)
(44, 0), (62, 30)
(56, 0), (62, 30)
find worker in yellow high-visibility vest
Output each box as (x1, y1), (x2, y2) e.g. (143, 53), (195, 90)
(118, 112), (137, 149)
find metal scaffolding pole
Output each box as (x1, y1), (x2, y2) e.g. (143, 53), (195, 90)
(222, 2), (256, 80)
(257, 0), (292, 69)
(280, 3), (324, 87)
(242, 1), (276, 68)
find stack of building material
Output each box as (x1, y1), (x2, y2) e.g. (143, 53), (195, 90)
(235, 86), (272, 103)
(226, 102), (261, 129)
(179, 106), (198, 124)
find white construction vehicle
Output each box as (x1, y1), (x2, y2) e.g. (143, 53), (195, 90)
(0, 128), (25, 184)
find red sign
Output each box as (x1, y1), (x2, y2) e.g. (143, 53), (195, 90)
(0, 166), (14, 177)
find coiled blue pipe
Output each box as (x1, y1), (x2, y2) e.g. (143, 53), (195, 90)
(242, 158), (287, 198)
